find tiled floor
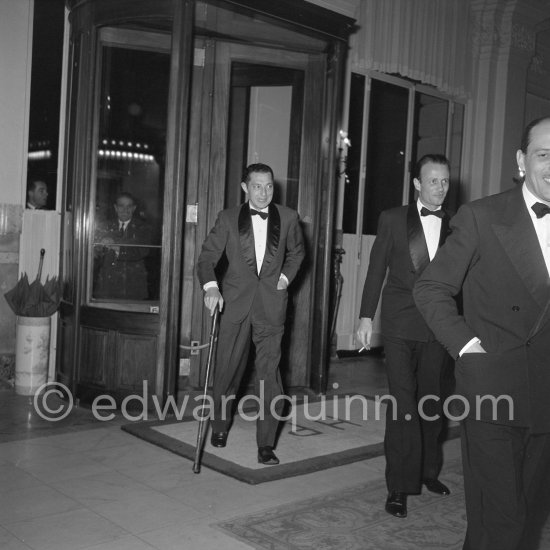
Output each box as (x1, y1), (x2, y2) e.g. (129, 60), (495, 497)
(0, 355), (462, 550)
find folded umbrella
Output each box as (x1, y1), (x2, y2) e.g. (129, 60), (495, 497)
(3, 249), (62, 317)
(4, 272), (31, 316)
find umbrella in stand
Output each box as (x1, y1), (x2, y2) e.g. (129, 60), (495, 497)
(4, 249), (63, 317)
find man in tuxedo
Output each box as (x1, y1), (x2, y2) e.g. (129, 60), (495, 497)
(197, 163), (304, 465)
(414, 117), (550, 549)
(26, 178), (48, 209)
(356, 154), (453, 518)
(93, 192), (151, 300)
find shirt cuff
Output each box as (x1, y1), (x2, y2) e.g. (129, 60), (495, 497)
(459, 337), (480, 356)
(203, 281), (219, 292)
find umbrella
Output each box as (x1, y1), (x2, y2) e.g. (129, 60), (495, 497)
(4, 249), (63, 317)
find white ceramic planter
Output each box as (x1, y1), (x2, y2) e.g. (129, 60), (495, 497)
(15, 316), (51, 396)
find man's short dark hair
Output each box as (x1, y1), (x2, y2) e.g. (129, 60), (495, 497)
(415, 154), (450, 179)
(27, 178), (47, 194)
(520, 116), (550, 153)
(242, 163), (274, 184)
(115, 191), (136, 204)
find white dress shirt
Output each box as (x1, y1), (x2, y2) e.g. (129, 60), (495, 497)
(250, 206), (268, 273)
(523, 184), (550, 278)
(417, 199), (442, 260)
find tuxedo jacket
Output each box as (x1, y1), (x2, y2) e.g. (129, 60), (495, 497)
(360, 203), (452, 342)
(197, 202), (305, 326)
(414, 186), (550, 432)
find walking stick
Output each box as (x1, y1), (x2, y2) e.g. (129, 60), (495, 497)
(193, 306), (220, 474)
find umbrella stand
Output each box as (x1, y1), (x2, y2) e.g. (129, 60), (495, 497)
(15, 316), (51, 395)
(4, 249), (61, 395)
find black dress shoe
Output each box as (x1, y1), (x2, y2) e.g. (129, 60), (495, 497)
(257, 446), (280, 465)
(385, 491), (407, 518)
(210, 431), (228, 448)
(423, 478), (451, 495)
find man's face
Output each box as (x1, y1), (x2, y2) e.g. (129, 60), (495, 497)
(241, 171), (274, 211)
(29, 181), (48, 208)
(517, 119), (550, 203)
(114, 196), (136, 222)
(413, 162), (450, 210)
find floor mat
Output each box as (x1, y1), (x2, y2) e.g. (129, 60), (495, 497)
(216, 457), (550, 549)
(122, 395), (390, 484)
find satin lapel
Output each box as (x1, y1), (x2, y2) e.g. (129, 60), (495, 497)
(492, 192), (550, 310)
(407, 205), (430, 274)
(238, 204), (258, 275)
(529, 294), (550, 340)
(438, 210), (452, 247)
(260, 204), (280, 275)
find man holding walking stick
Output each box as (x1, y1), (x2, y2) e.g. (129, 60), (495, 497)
(197, 163), (305, 465)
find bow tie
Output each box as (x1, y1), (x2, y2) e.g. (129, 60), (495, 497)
(250, 209), (268, 220)
(420, 207), (444, 219)
(532, 202), (550, 218)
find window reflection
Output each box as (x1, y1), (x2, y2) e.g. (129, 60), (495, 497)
(93, 192), (153, 300)
(90, 42), (170, 304)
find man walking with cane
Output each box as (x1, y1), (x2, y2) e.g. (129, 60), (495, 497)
(197, 163), (304, 465)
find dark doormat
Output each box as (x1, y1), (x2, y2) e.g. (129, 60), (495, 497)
(215, 457), (550, 550)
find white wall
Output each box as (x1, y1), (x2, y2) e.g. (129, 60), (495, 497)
(0, 0), (33, 357)
(0, 0), (33, 205)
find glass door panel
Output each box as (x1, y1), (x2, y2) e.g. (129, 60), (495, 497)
(225, 63), (304, 210)
(447, 102), (465, 211)
(409, 92), (449, 202)
(90, 31), (170, 308)
(362, 78), (409, 235)
(342, 72), (366, 235)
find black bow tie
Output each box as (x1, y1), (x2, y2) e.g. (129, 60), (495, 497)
(532, 202), (550, 218)
(250, 209), (268, 220)
(420, 207), (444, 219)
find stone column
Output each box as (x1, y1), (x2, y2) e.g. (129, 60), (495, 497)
(464, 0), (550, 202)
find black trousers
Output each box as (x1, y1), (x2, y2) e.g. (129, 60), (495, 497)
(382, 335), (449, 493)
(211, 308), (284, 448)
(461, 419), (550, 550)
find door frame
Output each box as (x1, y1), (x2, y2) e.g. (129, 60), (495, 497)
(180, 35), (350, 395)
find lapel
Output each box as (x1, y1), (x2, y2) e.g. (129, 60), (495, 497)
(125, 220), (136, 239)
(438, 210), (452, 248)
(260, 203), (280, 275)
(491, 187), (550, 334)
(407, 204), (430, 274)
(238, 203), (258, 275)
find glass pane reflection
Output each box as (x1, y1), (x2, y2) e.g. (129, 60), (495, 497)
(91, 44), (170, 303)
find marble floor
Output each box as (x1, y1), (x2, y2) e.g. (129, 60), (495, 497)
(0, 355), (462, 550)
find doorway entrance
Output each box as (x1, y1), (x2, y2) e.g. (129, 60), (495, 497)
(60, 0), (355, 407)
(226, 63), (304, 210)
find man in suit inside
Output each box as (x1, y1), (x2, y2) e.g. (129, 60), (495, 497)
(414, 117), (550, 549)
(93, 191), (151, 300)
(197, 163), (305, 465)
(356, 154), (453, 518)
(26, 178), (49, 210)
